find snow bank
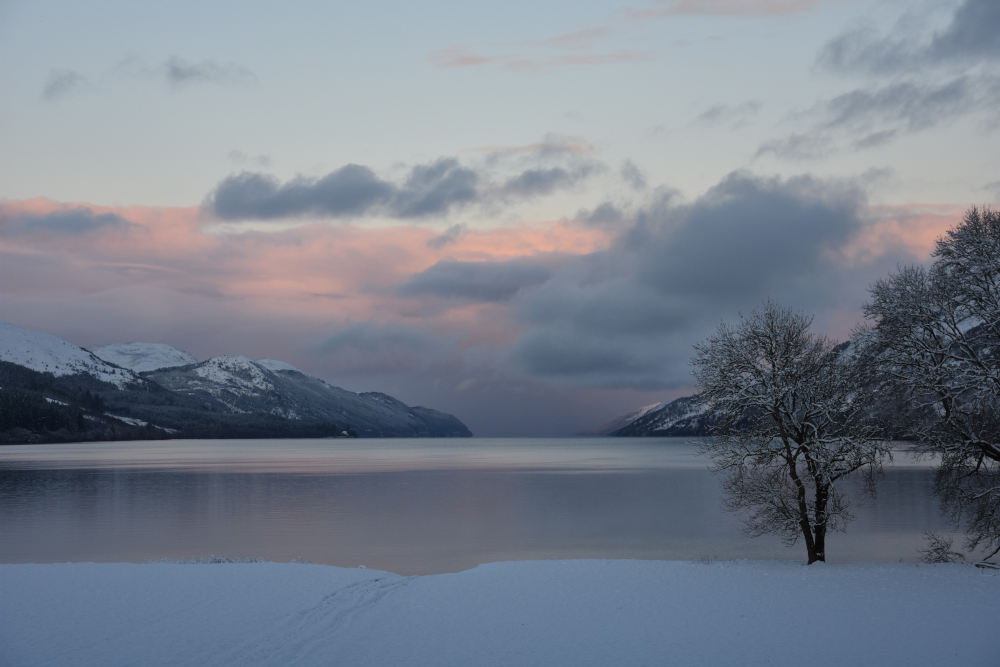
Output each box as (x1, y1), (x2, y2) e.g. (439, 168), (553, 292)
(1, 559), (997, 666)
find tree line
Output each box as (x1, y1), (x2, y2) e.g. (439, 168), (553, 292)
(693, 206), (1000, 566)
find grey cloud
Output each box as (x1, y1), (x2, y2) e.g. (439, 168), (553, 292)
(478, 134), (595, 157)
(392, 159), (479, 217)
(822, 78), (984, 133)
(205, 157), (596, 221)
(852, 129), (898, 150)
(163, 57), (256, 87)
(511, 171), (887, 389)
(576, 202), (624, 226)
(320, 323), (457, 374)
(631, 172), (864, 298)
(1, 208), (133, 235)
(756, 0), (1000, 159)
(207, 165), (394, 220)
(514, 324), (673, 390)
(757, 76), (1000, 158)
(983, 179), (1000, 200)
(930, 0), (1000, 63)
(636, 0), (822, 18)
(696, 100), (762, 124)
(499, 166), (591, 199)
(819, 0), (1000, 75)
(41, 69), (86, 101)
(399, 260), (554, 302)
(755, 132), (833, 160)
(427, 223), (468, 249)
(41, 57), (255, 100)
(228, 150), (272, 168)
(620, 161), (647, 190)
(532, 134), (594, 156)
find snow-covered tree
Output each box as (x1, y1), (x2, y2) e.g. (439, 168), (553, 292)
(692, 301), (891, 564)
(865, 206), (1000, 563)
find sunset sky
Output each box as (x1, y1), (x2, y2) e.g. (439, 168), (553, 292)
(1, 0), (997, 435)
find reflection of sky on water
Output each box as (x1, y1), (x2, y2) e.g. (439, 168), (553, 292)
(0, 438), (935, 473)
(0, 439), (949, 574)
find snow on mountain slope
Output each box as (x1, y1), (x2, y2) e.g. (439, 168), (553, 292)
(0, 322), (141, 388)
(615, 395), (711, 437)
(186, 356), (280, 413)
(255, 358), (301, 373)
(90, 342), (198, 373)
(146, 356), (472, 436)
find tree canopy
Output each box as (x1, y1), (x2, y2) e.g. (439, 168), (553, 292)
(693, 300), (891, 563)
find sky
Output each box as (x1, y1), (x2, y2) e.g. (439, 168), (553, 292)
(0, 0), (997, 436)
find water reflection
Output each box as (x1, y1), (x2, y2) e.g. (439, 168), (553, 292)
(0, 438), (950, 574)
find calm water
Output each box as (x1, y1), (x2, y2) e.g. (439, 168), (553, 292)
(0, 438), (949, 574)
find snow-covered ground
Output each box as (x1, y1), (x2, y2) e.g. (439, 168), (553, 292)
(1, 559), (997, 666)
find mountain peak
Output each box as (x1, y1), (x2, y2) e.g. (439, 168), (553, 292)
(90, 342), (198, 373)
(255, 358), (301, 373)
(0, 322), (141, 388)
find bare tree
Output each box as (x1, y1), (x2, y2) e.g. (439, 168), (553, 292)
(692, 301), (891, 564)
(865, 206), (1000, 564)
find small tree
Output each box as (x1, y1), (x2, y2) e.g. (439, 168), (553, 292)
(865, 206), (1000, 563)
(692, 301), (891, 564)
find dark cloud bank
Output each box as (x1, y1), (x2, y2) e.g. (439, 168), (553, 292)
(204, 158), (596, 221)
(510, 172), (887, 390)
(400, 260), (555, 303)
(383, 172), (919, 393)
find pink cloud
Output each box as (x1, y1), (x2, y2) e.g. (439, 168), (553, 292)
(505, 50), (652, 72)
(531, 27), (614, 51)
(427, 47), (499, 68)
(0, 195), (977, 436)
(837, 203), (967, 267)
(0, 197), (611, 358)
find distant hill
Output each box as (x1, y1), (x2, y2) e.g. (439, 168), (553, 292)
(594, 335), (909, 439)
(145, 355), (471, 438)
(577, 402), (665, 436)
(614, 395), (713, 437)
(582, 395), (712, 438)
(0, 322), (471, 443)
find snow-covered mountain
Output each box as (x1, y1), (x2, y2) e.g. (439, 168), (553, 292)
(614, 395), (712, 437)
(582, 395), (712, 438)
(0, 322), (472, 439)
(0, 322), (141, 389)
(90, 342), (198, 373)
(147, 355), (471, 437)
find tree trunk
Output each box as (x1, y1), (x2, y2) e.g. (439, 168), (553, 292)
(810, 484), (829, 564)
(787, 450), (818, 563)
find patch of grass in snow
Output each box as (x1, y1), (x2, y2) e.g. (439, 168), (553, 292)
(149, 555), (314, 564)
(151, 555), (272, 564)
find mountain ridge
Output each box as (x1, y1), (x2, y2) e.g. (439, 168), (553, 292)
(0, 322), (471, 442)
